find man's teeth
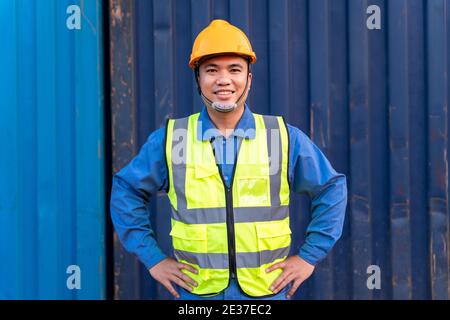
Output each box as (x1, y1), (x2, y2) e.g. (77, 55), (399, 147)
(216, 91), (233, 95)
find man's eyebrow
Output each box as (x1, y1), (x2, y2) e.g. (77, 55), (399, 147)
(203, 63), (244, 68)
(203, 63), (219, 68)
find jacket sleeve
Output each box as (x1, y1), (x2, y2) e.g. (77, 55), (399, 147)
(110, 127), (169, 270)
(287, 124), (348, 266)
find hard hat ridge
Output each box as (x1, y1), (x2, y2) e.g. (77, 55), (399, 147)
(189, 19), (256, 69)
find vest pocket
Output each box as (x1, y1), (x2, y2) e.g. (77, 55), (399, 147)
(194, 164), (219, 179)
(237, 177), (270, 206)
(189, 164), (224, 208)
(255, 220), (291, 284)
(170, 222), (208, 253)
(255, 220), (291, 251)
(170, 222), (211, 283)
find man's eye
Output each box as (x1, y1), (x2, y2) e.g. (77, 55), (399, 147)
(206, 69), (216, 73)
(231, 69), (241, 72)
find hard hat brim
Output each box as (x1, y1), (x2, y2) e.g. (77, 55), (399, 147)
(191, 52), (256, 69)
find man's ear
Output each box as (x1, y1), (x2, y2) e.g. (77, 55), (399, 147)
(195, 67), (200, 80)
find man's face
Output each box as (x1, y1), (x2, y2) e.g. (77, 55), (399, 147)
(198, 55), (252, 107)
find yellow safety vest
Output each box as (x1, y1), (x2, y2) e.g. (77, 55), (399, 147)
(165, 112), (291, 297)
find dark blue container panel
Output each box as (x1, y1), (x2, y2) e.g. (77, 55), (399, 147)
(110, 0), (450, 299)
(0, 0), (106, 299)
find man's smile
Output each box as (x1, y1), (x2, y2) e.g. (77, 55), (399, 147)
(214, 90), (235, 99)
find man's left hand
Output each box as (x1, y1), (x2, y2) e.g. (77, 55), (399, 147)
(266, 255), (315, 298)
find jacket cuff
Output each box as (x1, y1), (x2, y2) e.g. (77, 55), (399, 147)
(298, 244), (323, 266)
(140, 250), (168, 271)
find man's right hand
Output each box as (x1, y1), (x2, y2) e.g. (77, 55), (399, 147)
(149, 257), (199, 299)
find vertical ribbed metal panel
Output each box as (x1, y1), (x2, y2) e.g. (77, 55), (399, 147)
(426, 0), (450, 300)
(0, 0), (106, 299)
(110, 0), (450, 300)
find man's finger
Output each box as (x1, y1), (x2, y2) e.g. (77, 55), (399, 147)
(269, 270), (288, 292)
(162, 280), (180, 299)
(172, 276), (194, 293)
(266, 261), (286, 273)
(287, 279), (303, 299)
(272, 273), (293, 293)
(178, 263), (199, 274)
(176, 271), (198, 287)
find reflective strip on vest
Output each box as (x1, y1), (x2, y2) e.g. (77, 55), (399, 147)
(165, 112), (291, 297)
(170, 206), (289, 224)
(174, 246), (290, 269)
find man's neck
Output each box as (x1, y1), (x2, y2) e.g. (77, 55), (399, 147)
(206, 104), (245, 138)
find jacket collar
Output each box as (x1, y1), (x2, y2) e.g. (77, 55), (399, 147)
(196, 104), (256, 141)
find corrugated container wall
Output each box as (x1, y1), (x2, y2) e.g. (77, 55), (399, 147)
(0, 0), (106, 299)
(110, 0), (450, 300)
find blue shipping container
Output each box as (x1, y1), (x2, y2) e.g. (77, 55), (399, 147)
(0, 0), (106, 299)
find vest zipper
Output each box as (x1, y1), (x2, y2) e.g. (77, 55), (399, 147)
(215, 138), (240, 281)
(225, 186), (237, 279)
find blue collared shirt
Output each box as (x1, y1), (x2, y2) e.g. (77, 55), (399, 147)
(110, 105), (347, 270)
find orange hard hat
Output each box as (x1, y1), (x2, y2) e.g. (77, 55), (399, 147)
(189, 19), (257, 69)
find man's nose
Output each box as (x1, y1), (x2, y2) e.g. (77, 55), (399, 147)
(216, 75), (232, 85)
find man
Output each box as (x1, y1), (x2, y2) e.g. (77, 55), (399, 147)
(110, 19), (347, 300)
